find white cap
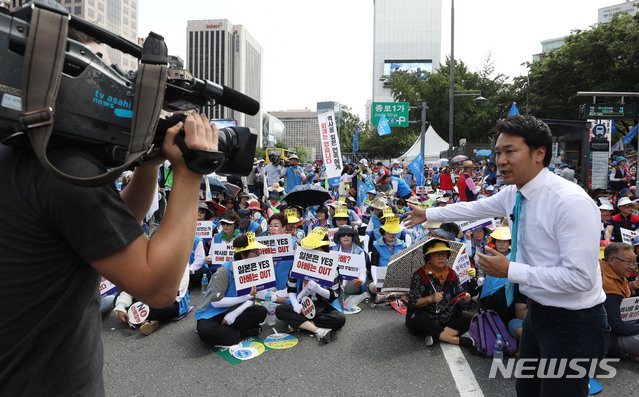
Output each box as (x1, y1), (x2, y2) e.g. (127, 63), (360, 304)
(598, 202), (614, 211)
(359, 159), (368, 166)
(618, 197), (633, 207)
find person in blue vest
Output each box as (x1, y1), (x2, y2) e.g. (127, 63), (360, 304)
(368, 215), (407, 303)
(254, 213), (293, 303)
(205, 211), (241, 273)
(195, 233), (268, 346)
(378, 174), (413, 200)
(237, 208), (264, 236)
(304, 163), (315, 185)
(188, 235), (207, 288)
(284, 154), (307, 193)
(275, 227), (346, 344)
(364, 197), (388, 235)
(332, 225), (368, 295)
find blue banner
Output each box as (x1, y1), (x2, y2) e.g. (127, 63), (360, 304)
(623, 124), (638, 145)
(508, 102), (520, 116)
(408, 154), (424, 186)
(356, 175), (375, 206)
(352, 128), (358, 153)
(377, 114), (391, 136)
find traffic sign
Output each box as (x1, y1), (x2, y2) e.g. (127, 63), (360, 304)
(593, 123), (607, 138)
(372, 102), (409, 127)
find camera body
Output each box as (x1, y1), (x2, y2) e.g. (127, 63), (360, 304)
(0, 3), (258, 181)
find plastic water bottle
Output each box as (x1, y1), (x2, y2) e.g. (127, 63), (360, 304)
(201, 273), (208, 293)
(493, 334), (504, 363)
(265, 292), (276, 326)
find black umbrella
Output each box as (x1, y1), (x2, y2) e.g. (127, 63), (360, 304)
(282, 184), (332, 208)
(223, 182), (241, 197)
(201, 175), (227, 194)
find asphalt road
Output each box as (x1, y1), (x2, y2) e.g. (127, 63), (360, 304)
(102, 289), (639, 397)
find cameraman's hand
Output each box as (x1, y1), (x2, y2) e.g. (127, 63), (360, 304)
(163, 112), (218, 176)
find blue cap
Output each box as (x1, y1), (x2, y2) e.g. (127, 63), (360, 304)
(560, 163), (567, 167)
(617, 156), (628, 163)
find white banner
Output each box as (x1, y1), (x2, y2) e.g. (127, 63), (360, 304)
(335, 251), (365, 281)
(373, 266), (387, 290)
(415, 186), (429, 195)
(208, 242), (235, 270)
(620, 296), (639, 325)
(318, 110), (343, 188)
(256, 235), (294, 261)
(290, 247), (338, 287)
(452, 248), (473, 284)
(620, 227), (638, 245)
(232, 255), (277, 296)
(196, 221), (214, 241)
(457, 218), (496, 234)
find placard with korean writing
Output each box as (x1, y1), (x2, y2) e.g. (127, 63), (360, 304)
(415, 186), (429, 195)
(335, 252), (364, 281)
(232, 254), (276, 296)
(209, 242), (235, 271)
(620, 297), (639, 325)
(256, 235), (294, 262)
(99, 277), (119, 298)
(457, 218), (496, 234)
(291, 247), (338, 287)
(317, 110), (343, 188)
(620, 227), (638, 245)
(327, 227), (339, 247)
(452, 248), (472, 284)
(196, 221), (214, 241)
(372, 266), (387, 289)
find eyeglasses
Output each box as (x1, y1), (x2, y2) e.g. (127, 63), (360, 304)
(612, 256), (636, 266)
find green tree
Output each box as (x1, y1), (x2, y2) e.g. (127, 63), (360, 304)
(527, 12), (639, 126)
(275, 141), (288, 149)
(294, 145), (308, 164)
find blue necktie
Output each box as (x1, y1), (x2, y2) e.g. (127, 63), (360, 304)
(506, 191), (524, 307)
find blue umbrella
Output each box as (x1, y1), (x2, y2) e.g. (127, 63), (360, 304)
(201, 175), (227, 194)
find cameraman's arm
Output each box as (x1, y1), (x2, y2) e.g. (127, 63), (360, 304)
(120, 162), (162, 222)
(91, 113), (218, 308)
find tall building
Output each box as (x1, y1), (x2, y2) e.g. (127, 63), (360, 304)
(268, 109), (320, 162)
(9, 0), (139, 70)
(187, 20), (263, 144)
(599, 1), (639, 23)
(372, 0), (442, 104)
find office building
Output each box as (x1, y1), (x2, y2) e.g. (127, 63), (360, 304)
(268, 109), (320, 162)
(372, 0), (442, 104)
(599, 1), (639, 23)
(9, 0), (139, 70)
(187, 19), (263, 144)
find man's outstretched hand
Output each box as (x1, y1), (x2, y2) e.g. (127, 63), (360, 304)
(404, 203), (426, 228)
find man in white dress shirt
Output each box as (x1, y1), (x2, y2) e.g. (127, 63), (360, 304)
(406, 115), (609, 397)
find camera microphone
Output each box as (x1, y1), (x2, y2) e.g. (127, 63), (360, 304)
(191, 78), (260, 116)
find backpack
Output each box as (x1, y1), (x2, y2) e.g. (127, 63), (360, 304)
(468, 309), (517, 357)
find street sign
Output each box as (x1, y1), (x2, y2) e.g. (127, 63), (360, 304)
(476, 149), (492, 156)
(372, 102), (409, 127)
(579, 103), (638, 120)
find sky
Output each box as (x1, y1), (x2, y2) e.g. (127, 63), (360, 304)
(138, 0), (620, 120)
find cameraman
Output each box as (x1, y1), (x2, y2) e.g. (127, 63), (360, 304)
(0, 107), (217, 396)
(265, 154), (286, 188)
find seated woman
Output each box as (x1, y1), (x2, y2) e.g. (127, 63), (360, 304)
(406, 239), (473, 347)
(307, 206), (330, 234)
(478, 227), (515, 325)
(275, 227), (346, 344)
(331, 205), (351, 228)
(368, 215), (407, 303)
(195, 233), (268, 346)
(114, 264), (191, 336)
(332, 225), (368, 295)
(284, 207), (306, 243)
(254, 213), (292, 303)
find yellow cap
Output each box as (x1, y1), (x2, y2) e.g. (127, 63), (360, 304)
(381, 207), (395, 219)
(381, 215), (404, 234)
(490, 227), (511, 241)
(234, 232), (268, 253)
(285, 208), (300, 224)
(300, 227), (330, 250)
(338, 196), (346, 204)
(334, 206), (349, 219)
(424, 241), (455, 256)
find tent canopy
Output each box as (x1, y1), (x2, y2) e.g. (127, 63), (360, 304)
(393, 125), (449, 163)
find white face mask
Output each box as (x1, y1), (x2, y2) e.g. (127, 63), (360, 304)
(253, 212), (262, 220)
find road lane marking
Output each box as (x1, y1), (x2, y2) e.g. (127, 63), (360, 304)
(440, 343), (484, 396)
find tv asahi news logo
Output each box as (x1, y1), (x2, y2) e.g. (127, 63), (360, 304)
(489, 358), (620, 379)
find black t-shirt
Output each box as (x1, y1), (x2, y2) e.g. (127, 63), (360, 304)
(0, 145), (143, 395)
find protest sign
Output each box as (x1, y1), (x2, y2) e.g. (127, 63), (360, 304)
(335, 251), (364, 281)
(127, 302), (149, 325)
(372, 266), (387, 290)
(327, 227), (339, 247)
(620, 227), (638, 245)
(256, 235), (294, 262)
(209, 242), (235, 271)
(290, 247), (338, 287)
(301, 296), (316, 319)
(99, 277), (119, 298)
(232, 254), (276, 296)
(318, 110), (343, 188)
(451, 248), (473, 284)
(457, 218), (496, 234)
(415, 186), (429, 195)
(620, 297), (639, 325)
(196, 221), (214, 241)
